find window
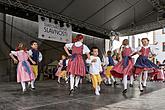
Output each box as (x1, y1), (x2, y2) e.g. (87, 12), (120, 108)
(162, 28), (165, 34)
(163, 42), (165, 51)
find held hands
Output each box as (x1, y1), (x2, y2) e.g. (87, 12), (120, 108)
(68, 53), (72, 57)
(31, 60), (36, 65)
(137, 52), (142, 55)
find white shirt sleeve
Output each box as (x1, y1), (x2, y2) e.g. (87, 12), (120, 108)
(11, 51), (17, 56)
(105, 57), (109, 66)
(150, 47), (157, 55)
(98, 58), (103, 72)
(135, 47), (141, 52)
(86, 59), (91, 64)
(66, 59), (69, 66)
(86, 56), (94, 64)
(83, 45), (90, 54)
(65, 43), (73, 50)
(28, 50), (32, 56)
(39, 52), (42, 62)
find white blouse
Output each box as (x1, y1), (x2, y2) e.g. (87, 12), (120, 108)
(135, 45), (156, 55)
(87, 55), (103, 75)
(65, 41), (90, 54)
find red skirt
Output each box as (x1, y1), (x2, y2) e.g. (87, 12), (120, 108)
(67, 55), (86, 77)
(152, 70), (164, 81)
(111, 59), (134, 78)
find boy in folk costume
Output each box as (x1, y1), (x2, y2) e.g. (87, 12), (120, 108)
(9, 42), (36, 92)
(134, 38), (159, 92)
(111, 39), (134, 94)
(86, 47), (102, 95)
(28, 41), (42, 89)
(64, 34), (90, 96)
(55, 55), (69, 83)
(104, 51), (117, 86)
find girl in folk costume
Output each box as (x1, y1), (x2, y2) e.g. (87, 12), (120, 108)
(134, 38), (159, 92)
(104, 51), (117, 86)
(86, 47), (102, 95)
(55, 55), (69, 83)
(64, 34), (90, 96)
(111, 39), (134, 93)
(9, 42), (36, 92)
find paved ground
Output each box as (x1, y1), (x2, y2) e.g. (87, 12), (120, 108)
(0, 80), (165, 110)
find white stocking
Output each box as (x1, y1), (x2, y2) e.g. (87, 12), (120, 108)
(111, 76), (115, 82)
(143, 71), (148, 86)
(130, 75), (134, 85)
(75, 76), (80, 87)
(21, 82), (26, 91)
(31, 80), (35, 88)
(107, 78), (112, 84)
(139, 73), (143, 90)
(70, 74), (75, 90)
(123, 75), (128, 90)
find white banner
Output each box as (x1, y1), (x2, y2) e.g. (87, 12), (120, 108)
(38, 15), (72, 43)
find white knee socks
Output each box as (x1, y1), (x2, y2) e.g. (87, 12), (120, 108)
(31, 80), (35, 88)
(75, 76), (80, 87)
(143, 71), (148, 87)
(21, 82), (26, 91)
(139, 73), (143, 90)
(123, 75), (128, 90)
(130, 75), (134, 85)
(70, 74), (75, 90)
(107, 78), (112, 84)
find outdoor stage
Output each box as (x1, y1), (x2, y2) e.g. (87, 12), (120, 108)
(0, 80), (165, 110)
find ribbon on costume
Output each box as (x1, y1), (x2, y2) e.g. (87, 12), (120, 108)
(123, 56), (131, 68)
(22, 61), (31, 75)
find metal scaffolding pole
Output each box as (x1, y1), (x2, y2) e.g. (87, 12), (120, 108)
(0, 0), (111, 36)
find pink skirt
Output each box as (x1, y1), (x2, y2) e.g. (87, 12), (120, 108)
(67, 55), (86, 77)
(111, 59), (134, 78)
(17, 61), (35, 83)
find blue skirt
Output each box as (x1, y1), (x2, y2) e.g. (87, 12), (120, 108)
(134, 56), (158, 69)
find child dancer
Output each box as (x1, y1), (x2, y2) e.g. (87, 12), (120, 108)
(104, 51), (117, 86)
(28, 41), (42, 90)
(111, 39), (134, 93)
(9, 42), (36, 92)
(134, 38), (159, 92)
(55, 55), (68, 83)
(64, 34), (90, 96)
(87, 47), (102, 95)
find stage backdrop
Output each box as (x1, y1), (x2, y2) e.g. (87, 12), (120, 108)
(38, 15), (72, 43)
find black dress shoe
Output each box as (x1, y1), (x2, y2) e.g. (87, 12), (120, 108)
(143, 86), (146, 88)
(30, 88), (35, 91)
(108, 84), (112, 86)
(69, 89), (74, 96)
(114, 81), (119, 86)
(122, 89), (127, 94)
(140, 90), (144, 92)
(141, 83), (146, 88)
(74, 86), (79, 91)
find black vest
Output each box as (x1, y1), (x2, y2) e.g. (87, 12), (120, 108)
(30, 49), (39, 65)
